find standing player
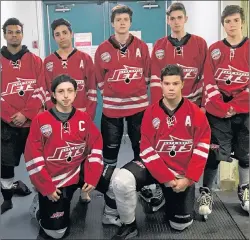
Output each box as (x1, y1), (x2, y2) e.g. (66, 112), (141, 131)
(24, 75), (121, 239)
(95, 4), (165, 224)
(44, 18), (97, 203)
(1, 18), (45, 214)
(112, 65), (211, 239)
(198, 5), (249, 220)
(141, 2), (208, 211)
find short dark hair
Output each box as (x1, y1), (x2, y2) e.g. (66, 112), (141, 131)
(51, 74), (77, 104)
(51, 18), (72, 36)
(161, 64), (184, 82)
(166, 2), (186, 16)
(2, 18), (23, 34)
(221, 5), (245, 25)
(111, 5), (133, 23)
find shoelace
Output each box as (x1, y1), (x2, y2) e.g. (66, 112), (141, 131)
(197, 192), (213, 206)
(243, 188), (249, 202)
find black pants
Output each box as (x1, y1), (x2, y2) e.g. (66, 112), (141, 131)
(123, 160), (195, 224)
(205, 113), (249, 170)
(101, 111), (144, 165)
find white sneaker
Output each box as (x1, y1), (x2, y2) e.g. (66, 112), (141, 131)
(102, 213), (122, 227)
(238, 184), (249, 213)
(197, 187), (213, 217)
(29, 193), (39, 219)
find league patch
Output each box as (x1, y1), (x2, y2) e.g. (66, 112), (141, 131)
(40, 124), (52, 137)
(46, 62), (53, 72)
(152, 117), (160, 129)
(101, 52), (111, 62)
(155, 49), (165, 59)
(211, 49), (221, 60)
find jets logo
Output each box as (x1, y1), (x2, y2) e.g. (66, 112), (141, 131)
(215, 66), (249, 85)
(155, 135), (193, 157)
(177, 64), (198, 79)
(1, 78), (36, 96)
(107, 65), (143, 83)
(47, 142), (86, 161)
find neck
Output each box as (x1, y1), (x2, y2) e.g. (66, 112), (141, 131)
(226, 34), (244, 46)
(57, 46), (74, 59)
(7, 44), (22, 55)
(55, 104), (72, 113)
(114, 32), (130, 44)
(163, 95), (182, 111)
(171, 30), (186, 41)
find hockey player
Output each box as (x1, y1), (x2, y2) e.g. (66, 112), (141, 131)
(44, 18), (97, 203)
(94, 5), (163, 225)
(198, 5), (249, 220)
(1, 18), (45, 214)
(24, 74), (120, 239)
(141, 2), (208, 212)
(112, 64), (211, 239)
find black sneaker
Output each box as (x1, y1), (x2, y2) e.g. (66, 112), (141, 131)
(111, 220), (138, 240)
(1, 200), (13, 214)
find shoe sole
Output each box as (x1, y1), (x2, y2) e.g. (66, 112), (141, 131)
(125, 229), (138, 239)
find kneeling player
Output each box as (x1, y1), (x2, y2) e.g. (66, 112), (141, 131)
(24, 75), (119, 239)
(112, 65), (211, 239)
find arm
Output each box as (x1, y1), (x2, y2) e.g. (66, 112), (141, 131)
(24, 115), (56, 196)
(84, 115), (104, 187)
(185, 111), (211, 182)
(150, 44), (162, 104)
(44, 59), (54, 110)
(229, 87), (249, 113)
(20, 56), (44, 119)
(0, 97), (18, 123)
(142, 43), (151, 86)
(85, 54), (97, 120)
(94, 47), (105, 96)
(140, 108), (176, 183)
(203, 49), (231, 117)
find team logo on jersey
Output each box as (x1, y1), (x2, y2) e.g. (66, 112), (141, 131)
(136, 48), (141, 58)
(152, 117), (160, 129)
(211, 48), (221, 60)
(40, 124), (52, 137)
(1, 78), (36, 96)
(101, 52), (111, 62)
(47, 142), (86, 161)
(75, 79), (85, 91)
(107, 65), (143, 84)
(177, 64), (198, 79)
(155, 135), (193, 157)
(155, 49), (165, 59)
(50, 211), (64, 219)
(46, 62), (53, 72)
(215, 66), (249, 85)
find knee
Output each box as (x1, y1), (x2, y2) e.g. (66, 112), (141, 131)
(169, 219), (193, 231)
(113, 169), (136, 194)
(42, 227), (67, 239)
(238, 157), (249, 168)
(205, 151), (220, 170)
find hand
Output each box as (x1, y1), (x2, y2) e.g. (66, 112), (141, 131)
(11, 112), (27, 126)
(172, 177), (191, 193)
(47, 189), (61, 202)
(225, 106), (236, 118)
(82, 183), (95, 194)
(200, 107), (206, 114)
(164, 179), (177, 188)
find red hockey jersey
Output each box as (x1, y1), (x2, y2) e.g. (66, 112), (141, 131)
(140, 98), (211, 183)
(24, 109), (103, 196)
(1, 46), (45, 127)
(150, 34), (207, 106)
(203, 38), (249, 117)
(95, 35), (151, 118)
(44, 49), (97, 120)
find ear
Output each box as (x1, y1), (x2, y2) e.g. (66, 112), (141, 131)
(167, 16), (170, 25)
(4, 34), (7, 40)
(111, 22), (115, 28)
(52, 92), (56, 99)
(181, 81), (184, 89)
(185, 16), (188, 23)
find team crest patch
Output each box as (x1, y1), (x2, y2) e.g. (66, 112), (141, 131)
(101, 52), (111, 62)
(211, 49), (221, 60)
(40, 124), (52, 137)
(152, 117), (160, 129)
(155, 49), (165, 59)
(46, 62), (53, 72)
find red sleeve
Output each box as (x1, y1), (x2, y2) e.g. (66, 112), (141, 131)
(185, 110), (211, 182)
(203, 47), (230, 117)
(229, 88), (249, 113)
(140, 107), (176, 183)
(142, 42), (151, 85)
(0, 97), (18, 123)
(20, 55), (44, 119)
(24, 115), (56, 196)
(44, 58), (54, 110)
(84, 54), (97, 120)
(150, 43), (162, 104)
(84, 114), (104, 187)
(94, 47), (105, 96)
